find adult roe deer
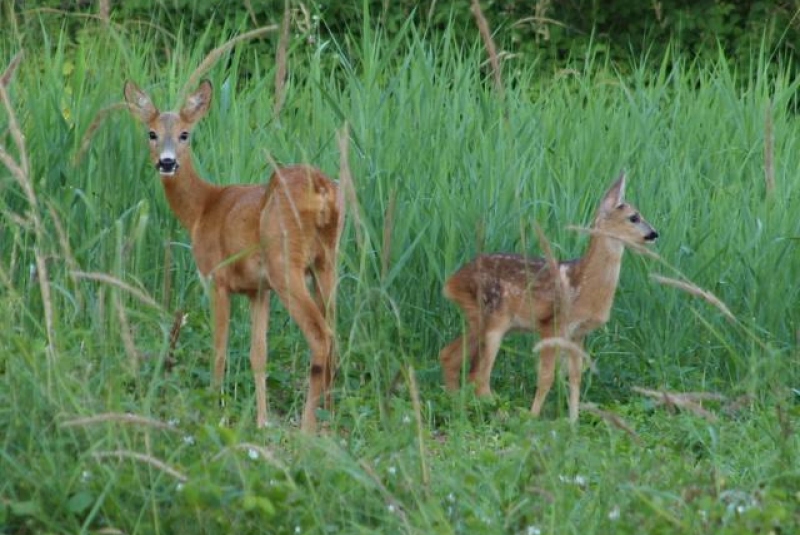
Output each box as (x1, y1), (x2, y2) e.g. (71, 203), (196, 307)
(124, 80), (343, 432)
(439, 173), (658, 422)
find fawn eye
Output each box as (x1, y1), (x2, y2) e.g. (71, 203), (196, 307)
(148, 131), (157, 141)
(179, 131), (190, 142)
(628, 214), (640, 223)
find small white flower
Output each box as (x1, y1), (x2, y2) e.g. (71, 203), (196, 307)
(608, 505), (620, 521)
(526, 526), (541, 535)
(387, 504), (396, 513)
(294, 527), (301, 534)
(176, 482), (184, 492)
(182, 435), (195, 446)
(167, 418), (179, 427)
(402, 415), (412, 424)
(81, 470), (92, 482)
(558, 474), (587, 487)
(247, 448), (259, 460)
(447, 492), (456, 503)
(388, 466), (397, 476)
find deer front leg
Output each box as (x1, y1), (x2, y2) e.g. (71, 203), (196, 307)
(249, 289), (271, 428)
(566, 336), (585, 424)
(211, 282), (231, 393)
(531, 335), (557, 417)
(470, 320), (509, 397)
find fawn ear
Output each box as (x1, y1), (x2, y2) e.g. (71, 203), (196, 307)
(180, 80), (213, 124)
(600, 171), (626, 213)
(123, 80), (158, 124)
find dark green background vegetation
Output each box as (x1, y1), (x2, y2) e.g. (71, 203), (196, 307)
(1, 1), (799, 534)
(9, 0), (800, 69)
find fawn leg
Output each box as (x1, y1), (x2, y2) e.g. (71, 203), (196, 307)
(440, 332), (479, 391)
(471, 324), (507, 397)
(531, 335), (557, 417)
(566, 337), (585, 424)
(211, 283), (231, 393)
(249, 289), (271, 428)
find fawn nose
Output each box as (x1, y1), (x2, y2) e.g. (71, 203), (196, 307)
(157, 157), (178, 174)
(645, 230), (659, 242)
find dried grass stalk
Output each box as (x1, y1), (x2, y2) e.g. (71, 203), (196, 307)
(1, 50), (23, 87)
(579, 403), (642, 444)
(1, 51), (58, 363)
(114, 291), (140, 371)
(97, 0), (110, 24)
(46, 201), (84, 311)
(407, 366), (430, 490)
(566, 225), (662, 260)
(633, 386), (724, 422)
(337, 122), (363, 247)
(72, 271), (161, 309)
(73, 102), (128, 166)
(533, 336), (595, 373)
(273, 2), (291, 118)
(650, 274), (736, 322)
(61, 412), (177, 431)
(166, 309), (186, 372)
(92, 450), (188, 482)
(211, 442), (288, 472)
(534, 223), (569, 326)
(181, 25), (278, 100)
(359, 460), (411, 528)
(470, 0), (504, 98)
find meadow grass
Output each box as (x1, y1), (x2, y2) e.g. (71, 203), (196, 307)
(1, 11), (799, 535)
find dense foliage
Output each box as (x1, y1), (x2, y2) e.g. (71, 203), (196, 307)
(7, 0), (800, 71)
(1, 2), (799, 534)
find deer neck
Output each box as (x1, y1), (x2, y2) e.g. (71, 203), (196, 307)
(160, 160), (219, 231)
(568, 233), (626, 325)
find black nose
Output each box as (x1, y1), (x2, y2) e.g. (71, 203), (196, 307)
(645, 231), (659, 241)
(157, 158), (178, 173)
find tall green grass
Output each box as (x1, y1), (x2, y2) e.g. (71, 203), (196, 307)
(1, 11), (798, 534)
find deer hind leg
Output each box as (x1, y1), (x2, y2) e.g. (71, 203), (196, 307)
(469, 317), (509, 397)
(270, 262), (332, 433)
(248, 289), (271, 428)
(211, 282), (231, 393)
(530, 331), (557, 417)
(439, 332), (479, 391)
(311, 254), (337, 410)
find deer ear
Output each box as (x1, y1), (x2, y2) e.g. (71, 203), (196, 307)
(180, 79), (213, 124)
(123, 80), (158, 123)
(600, 171), (626, 213)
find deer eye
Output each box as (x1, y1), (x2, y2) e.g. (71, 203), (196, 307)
(148, 131), (157, 141)
(179, 131), (190, 142)
(628, 214), (641, 223)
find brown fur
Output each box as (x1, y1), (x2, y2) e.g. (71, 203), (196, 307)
(439, 173), (658, 422)
(124, 80), (342, 432)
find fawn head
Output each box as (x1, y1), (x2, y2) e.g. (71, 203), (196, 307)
(124, 80), (213, 177)
(594, 173), (659, 245)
